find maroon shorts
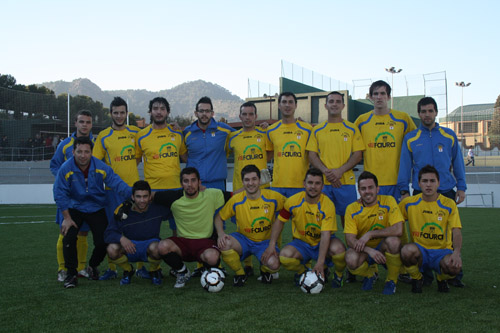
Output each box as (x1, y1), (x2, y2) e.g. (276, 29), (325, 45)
(169, 237), (219, 262)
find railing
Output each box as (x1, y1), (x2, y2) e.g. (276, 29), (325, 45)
(0, 146), (55, 161)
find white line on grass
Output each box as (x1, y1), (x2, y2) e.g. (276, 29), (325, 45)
(0, 215), (54, 219)
(0, 221), (53, 225)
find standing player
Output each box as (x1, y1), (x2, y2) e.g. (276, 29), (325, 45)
(93, 97), (141, 280)
(50, 110), (94, 281)
(53, 137), (132, 288)
(104, 180), (170, 286)
(262, 168), (347, 288)
(399, 165), (463, 293)
(344, 171), (404, 295)
(156, 167), (226, 288)
(267, 92), (312, 198)
(355, 80), (416, 199)
(307, 91), (364, 227)
(214, 165), (285, 285)
(182, 96), (235, 191)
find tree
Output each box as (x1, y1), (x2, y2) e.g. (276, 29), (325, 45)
(490, 94), (500, 147)
(0, 74), (16, 88)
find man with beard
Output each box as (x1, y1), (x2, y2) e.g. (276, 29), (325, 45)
(93, 97), (141, 279)
(262, 168), (347, 288)
(182, 96), (235, 191)
(344, 171), (404, 295)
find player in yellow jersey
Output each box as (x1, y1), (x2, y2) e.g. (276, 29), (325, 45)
(307, 91), (364, 227)
(344, 171), (404, 295)
(93, 97), (141, 280)
(262, 168), (347, 288)
(136, 97), (186, 191)
(227, 102), (273, 277)
(267, 92), (312, 198)
(399, 165), (462, 293)
(215, 165), (285, 286)
(354, 80), (416, 199)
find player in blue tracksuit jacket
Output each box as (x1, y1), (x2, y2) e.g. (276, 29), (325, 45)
(182, 96), (235, 191)
(53, 136), (132, 288)
(397, 96), (466, 202)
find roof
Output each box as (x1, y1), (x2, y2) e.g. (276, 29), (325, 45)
(440, 103), (496, 122)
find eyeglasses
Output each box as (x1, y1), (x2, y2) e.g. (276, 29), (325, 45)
(196, 109), (213, 114)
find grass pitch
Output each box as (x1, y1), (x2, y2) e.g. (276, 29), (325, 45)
(0, 205), (499, 332)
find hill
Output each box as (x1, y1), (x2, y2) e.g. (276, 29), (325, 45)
(40, 78), (244, 122)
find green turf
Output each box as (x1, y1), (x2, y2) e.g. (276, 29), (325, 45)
(1, 205), (499, 332)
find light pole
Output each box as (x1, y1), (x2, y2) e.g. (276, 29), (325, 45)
(385, 67), (402, 109)
(455, 81), (471, 156)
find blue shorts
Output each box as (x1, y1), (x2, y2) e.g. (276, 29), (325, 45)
(125, 238), (160, 263)
(286, 235), (336, 264)
(270, 187), (303, 198)
(378, 185), (398, 199)
(231, 232), (278, 262)
(322, 185), (356, 216)
(152, 188), (180, 231)
(56, 208), (90, 232)
(416, 243), (452, 274)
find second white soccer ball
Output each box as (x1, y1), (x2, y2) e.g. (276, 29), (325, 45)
(299, 271), (325, 294)
(200, 268), (225, 292)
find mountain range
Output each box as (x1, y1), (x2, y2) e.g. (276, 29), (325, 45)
(40, 78), (244, 122)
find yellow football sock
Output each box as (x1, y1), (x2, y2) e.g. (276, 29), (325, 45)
(437, 273), (454, 281)
(147, 257), (161, 272)
(332, 252), (346, 277)
(106, 256), (117, 271)
(221, 249), (245, 275)
(279, 256), (306, 274)
(137, 262), (144, 269)
(261, 264), (279, 274)
(243, 256), (253, 268)
(110, 255), (132, 272)
(56, 234), (65, 270)
(406, 265), (423, 280)
(385, 252), (402, 283)
(197, 262), (203, 269)
(76, 235), (88, 271)
(349, 261), (375, 278)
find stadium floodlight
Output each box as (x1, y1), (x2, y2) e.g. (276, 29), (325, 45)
(455, 81), (472, 156)
(385, 67), (403, 109)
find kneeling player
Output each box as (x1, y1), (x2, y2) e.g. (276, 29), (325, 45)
(399, 165), (462, 293)
(215, 165), (285, 286)
(262, 168), (346, 287)
(104, 180), (169, 285)
(344, 171), (404, 295)
(157, 167), (225, 288)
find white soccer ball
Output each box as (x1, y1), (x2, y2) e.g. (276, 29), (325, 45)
(200, 268), (225, 292)
(300, 271), (325, 294)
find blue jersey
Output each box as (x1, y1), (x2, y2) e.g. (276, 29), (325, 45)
(183, 119), (234, 184)
(50, 132), (95, 176)
(397, 124), (466, 193)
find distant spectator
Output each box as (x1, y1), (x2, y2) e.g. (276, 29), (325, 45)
(466, 148), (475, 166)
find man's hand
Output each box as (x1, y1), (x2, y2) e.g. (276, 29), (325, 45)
(365, 247), (386, 264)
(261, 245), (278, 264)
(170, 121), (181, 131)
(449, 251), (462, 269)
(120, 237), (136, 254)
(456, 190), (466, 205)
(312, 263), (325, 280)
(354, 232), (371, 252)
(217, 233), (230, 249)
(259, 121), (270, 129)
(61, 217), (77, 236)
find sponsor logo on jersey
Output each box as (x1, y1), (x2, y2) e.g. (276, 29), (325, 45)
(369, 223), (386, 231)
(244, 217), (272, 233)
(153, 143), (178, 159)
(411, 222), (444, 240)
(299, 223), (321, 239)
(367, 132), (396, 148)
(114, 145), (136, 162)
(238, 144), (264, 161)
(277, 141), (302, 158)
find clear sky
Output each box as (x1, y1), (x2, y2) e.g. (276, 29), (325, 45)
(2, 0), (498, 114)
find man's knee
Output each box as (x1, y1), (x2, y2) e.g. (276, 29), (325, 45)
(329, 238), (346, 256)
(147, 241), (160, 259)
(107, 243), (122, 260)
(401, 244), (419, 265)
(201, 248), (220, 267)
(158, 239), (174, 255)
(263, 253), (280, 271)
(279, 245), (299, 259)
(345, 248), (361, 269)
(384, 236), (401, 254)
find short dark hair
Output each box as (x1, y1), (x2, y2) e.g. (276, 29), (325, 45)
(278, 92), (297, 104)
(417, 97), (438, 113)
(132, 180), (151, 195)
(148, 97), (170, 113)
(326, 91), (344, 104)
(241, 164), (260, 180)
(305, 167), (323, 182)
(73, 136), (93, 150)
(196, 96), (213, 112)
(110, 97), (128, 113)
(369, 80), (391, 98)
(358, 171), (378, 187)
(240, 101), (257, 115)
(75, 110), (92, 122)
(418, 164), (440, 182)
(180, 167), (200, 182)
